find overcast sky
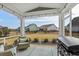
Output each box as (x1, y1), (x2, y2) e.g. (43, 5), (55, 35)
(0, 4), (79, 29)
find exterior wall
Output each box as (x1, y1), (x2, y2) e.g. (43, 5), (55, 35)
(66, 26), (79, 32)
(47, 25), (58, 31)
(72, 26), (79, 32)
(29, 25), (39, 31)
(25, 24), (39, 32)
(40, 27), (47, 31)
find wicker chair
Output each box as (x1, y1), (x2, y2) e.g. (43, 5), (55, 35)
(0, 44), (16, 56)
(16, 37), (30, 50)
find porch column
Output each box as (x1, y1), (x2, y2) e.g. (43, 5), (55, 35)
(59, 13), (64, 36)
(20, 16), (26, 37)
(69, 10), (72, 37)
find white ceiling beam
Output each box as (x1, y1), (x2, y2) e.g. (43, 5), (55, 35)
(64, 14), (70, 20)
(61, 3), (77, 14)
(26, 13), (58, 18)
(0, 4), (23, 17)
(2, 7), (20, 17)
(39, 3), (66, 8)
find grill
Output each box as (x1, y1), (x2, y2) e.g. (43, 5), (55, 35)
(57, 36), (79, 56)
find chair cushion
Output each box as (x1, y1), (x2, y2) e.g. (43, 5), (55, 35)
(19, 39), (27, 43)
(18, 42), (29, 45)
(19, 37), (28, 43)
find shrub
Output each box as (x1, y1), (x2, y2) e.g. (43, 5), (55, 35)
(52, 39), (57, 43)
(33, 38), (39, 42)
(2, 27), (10, 37)
(43, 38), (48, 43)
(28, 38), (31, 42)
(25, 39), (29, 42)
(0, 31), (2, 37)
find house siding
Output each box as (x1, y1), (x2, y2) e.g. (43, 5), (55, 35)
(25, 24), (39, 32)
(66, 26), (79, 32)
(47, 25), (58, 31)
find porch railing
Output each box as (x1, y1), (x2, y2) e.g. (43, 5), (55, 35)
(0, 35), (20, 46)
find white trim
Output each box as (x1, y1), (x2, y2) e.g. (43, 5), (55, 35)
(61, 4), (77, 13)
(64, 13), (70, 20)
(59, 13), (64, 36)
(0, 4), (22, 17)
(0, 35), (19, 40)
(69, 9), (72, 37)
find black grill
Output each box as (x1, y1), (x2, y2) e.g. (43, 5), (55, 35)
(57, 36), (79, 56)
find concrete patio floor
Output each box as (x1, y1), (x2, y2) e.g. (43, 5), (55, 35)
(17, 43), (57, 56)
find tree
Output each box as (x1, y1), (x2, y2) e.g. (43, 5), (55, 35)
(2, 27), (10, 37)
(0, 31), (2, 37)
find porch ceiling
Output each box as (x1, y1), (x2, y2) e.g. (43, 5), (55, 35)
(0, 3), (77, 17)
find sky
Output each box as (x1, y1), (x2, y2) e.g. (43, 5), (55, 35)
(0, 4), (79, 29)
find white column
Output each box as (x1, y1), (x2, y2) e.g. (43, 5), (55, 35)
(59, 13), (64, 36)
(20, 16), (26, 37)
(69, 10), (72, 37)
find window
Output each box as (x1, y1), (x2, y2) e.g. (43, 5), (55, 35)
(72, 4), (79, 38)
(64, 4), (79, 38)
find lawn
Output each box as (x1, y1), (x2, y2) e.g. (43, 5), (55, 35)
(27, 32), (58, 41)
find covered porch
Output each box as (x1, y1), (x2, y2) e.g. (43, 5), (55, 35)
(0, 3), (77, 56)
(17, 43), (57, 56)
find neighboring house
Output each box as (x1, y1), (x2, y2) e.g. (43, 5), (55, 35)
(18, 24), (58, 32)
(66, 17), (79, 32)
(40, 24), (58, 31)
(25, 24), (39, 32)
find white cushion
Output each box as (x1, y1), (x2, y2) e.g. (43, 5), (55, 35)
(0, 45), (4, 52)
(19, 39), (27, 42)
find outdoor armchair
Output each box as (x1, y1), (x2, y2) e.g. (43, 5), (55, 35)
(16, 36), (30, 50)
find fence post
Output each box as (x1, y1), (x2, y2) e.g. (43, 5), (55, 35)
(4, 38), (6, 46)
